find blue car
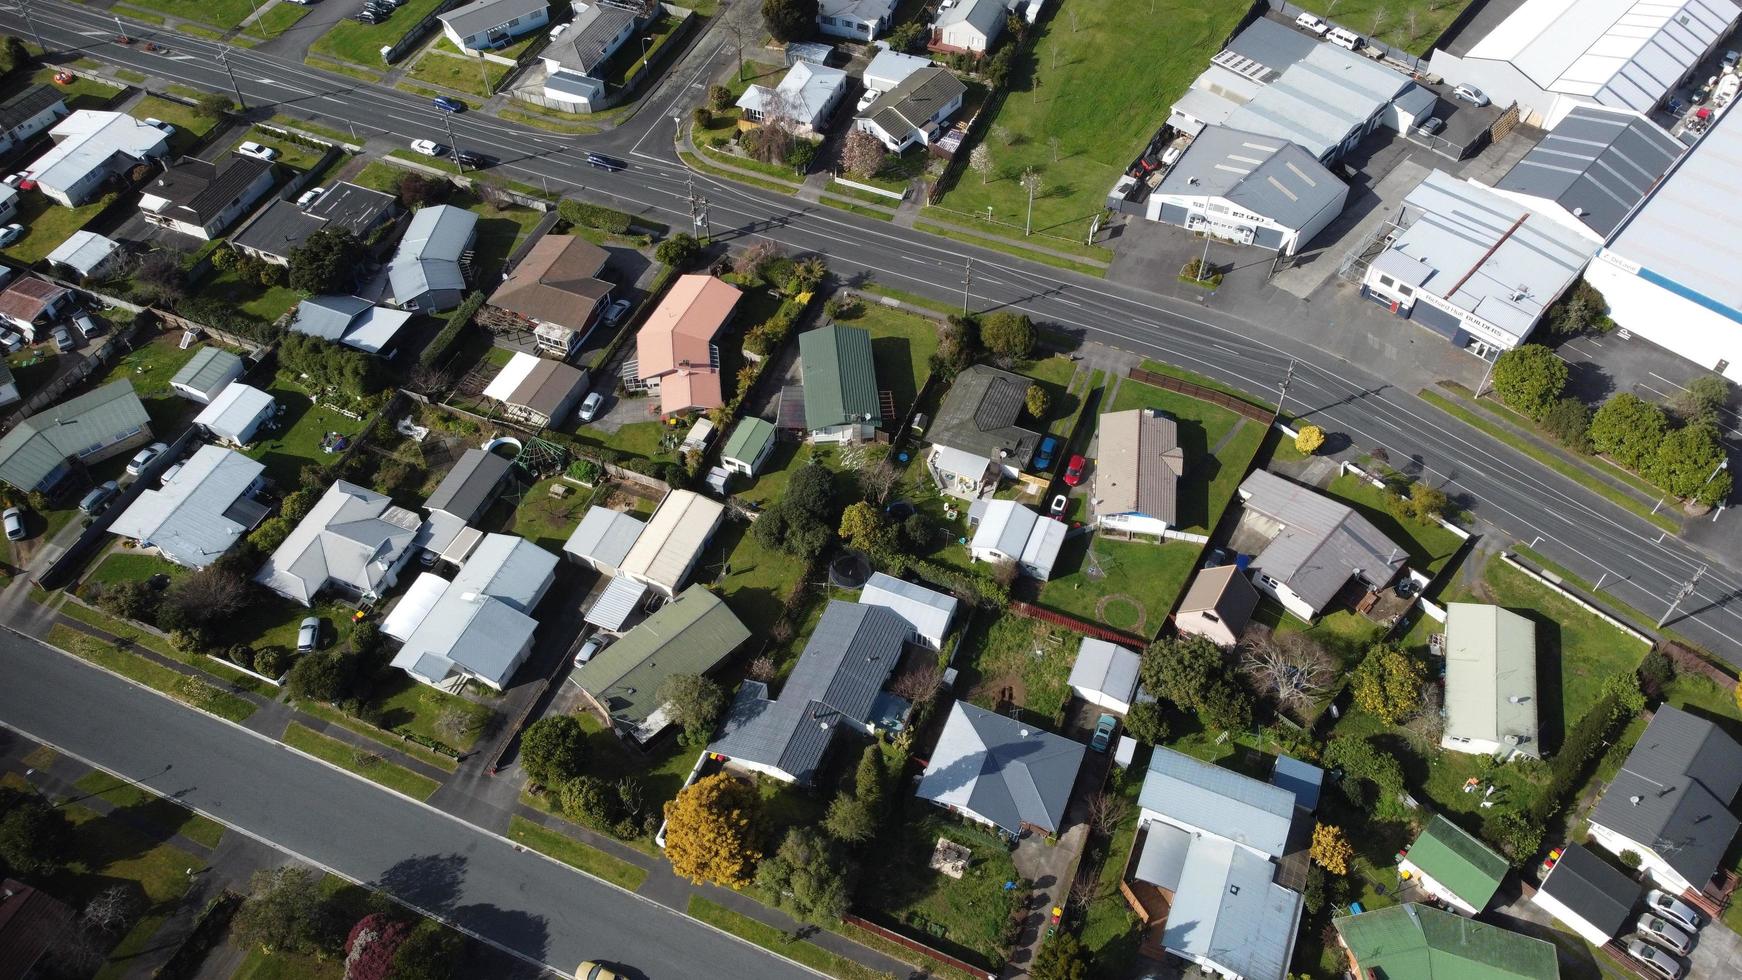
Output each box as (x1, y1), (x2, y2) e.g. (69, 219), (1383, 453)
(1090, 714), (1117, 753)
(432, 96), (465, 113)
(1034, 435), (1060, 471)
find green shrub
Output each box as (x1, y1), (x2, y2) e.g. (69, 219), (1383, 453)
(558, 198), (633, 234)
(418, 292), (485, 370)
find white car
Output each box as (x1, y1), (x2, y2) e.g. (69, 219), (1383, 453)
(573, 635), (606, 666)
(1645, 890), (1701, 932)
(0, 224), (22, 248)
(143, 117), (176, 136)
(296, 187), (326, 207)
(3, 506), (24, 542)
(410, 138), (442, 156)
(125, 442), (171, 477)
(856, 89), (879, 111)
(577, 391), (604, 423)
(1637, 913), (1693, 955)
(1626, 939), (1684, 980)
(1453, 83), (1490, 107)
(1295, 11), (1329, 35)
(3, 173), (24, 188)
(549, 22), (568, 39)
(236, 141), (279, 161)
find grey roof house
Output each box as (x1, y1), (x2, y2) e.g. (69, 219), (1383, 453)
(925, 364), (1041, 497)
(1588, 704), (1742, 894)
(389, 533), (558, 691)
(0, 381), (152, 493)
(858, 571), (958, 649)
(798, 323), (880, 442)
(574, 584), (750, 742)
(0, 85), (67, 157)
(1068, 638), (1141, 712)
(854, 66), (966, 152)
(1530, 843), (1640, 947)
(1491, 105), (1683, 241)
(232, 181), (399, 266)
(481, 350), (589, 428)
(439, 0), (549, 51)
(562, 505), (646, 576)
(108, 445), (267, 569)
(138, 155), (275, 240)
(709, 600), (908, 784)
(1441, 602), (1539, 758)
(426, 448), (512, 524)
(1093, 408), (1184, 536)
(1234, 469), (1405, 620)
(916, 701), (1085, 836)
(170, 347), (244, 404)
(1139, 746), (1297, 858)
(387, 204), (477, 313)
(290, 296), (417, 356)
(1144, 125), (1348, 256)
(254, 480), (423, 605)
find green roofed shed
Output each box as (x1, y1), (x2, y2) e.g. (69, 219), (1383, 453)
(1402, 814), (1509, 913)
(721, 416), (776, 477)
(1334, 903), (1558, 980)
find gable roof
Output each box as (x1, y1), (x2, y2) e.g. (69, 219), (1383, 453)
(0, 277), (68, 323)
(1068, 638), (1140, 705)
(1164, 835), (1303, 980)
(439, 0), (548, 38)
(1589, 704), (1742, 886)
(917, 701), (1085, 834)
(488, 233), (611, 327)
(799, 323), (880, 429)
(1177, 565), (1260, 630)
(193, 382), (275, 442)
(1156, 125), (1346, 231)
(1406, 815), (1509, 911)
(1492, 105), (1682, 238)
(862, 66), (966, 138)
(928, 364), (1041, 467)
(232, 182), (397, 261)
(0, 85), (64, 132)
(1094, 408), (1183, 524)
(859, 571), (957, 644)
(425, 448), (512, 522)
(0, 877), (76, 980)
(28, 110), (166, 194)
(1237, 469), (1406, 611)
(618, 489), (723, 593)
(935, 0), (1003, 35)
(1221, 41), (1414, 160)
(968, 499), (1065, 577)
(863, 48), (931, 89)
(574, 584), (750, 726)
(736, 62), (849, 125)
(481, 351), (587, 418)
(1138, 746), (1296, 857)
(0, 380), (150, 491)
(1335, 903), (1560, 980)
(290, 296), (415, 355)
(546, 1), (641, 74)
(562, 505), (646, 570)
(388, 204), (476, 302)
(142, 155), (271, 224)
(721, 416), (776, 465)
(1270, 754), (1323, 812)
(171, 347), (243, 395)
(389, 534), (557, 688)
(1535, 843), (1638, 938)
(109, 445), (265, 568)
(253, 481), (422, 603)
(45, 230), (120, 277)
(1444, 602), (1540, 754)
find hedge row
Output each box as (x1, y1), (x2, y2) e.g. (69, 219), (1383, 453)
(419, 292), (485, 370)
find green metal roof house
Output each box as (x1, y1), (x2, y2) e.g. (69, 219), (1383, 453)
(169, 346), (244, 404)
(571, 583), (750, 743)
(1334, 903), (1559, 980)
(797, 323), (879, 443)
(1442, 602), (1540, 759)
(1399, 814), (1509, 914)
(720, 416), (776, 477)
(0, 380), (152, 493)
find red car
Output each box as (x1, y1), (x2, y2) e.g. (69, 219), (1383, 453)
(1062, 454), (1087, 486)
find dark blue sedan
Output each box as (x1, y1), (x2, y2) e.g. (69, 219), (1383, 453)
(432, 96), (465, 113)
(1034, 435), (1060, 471)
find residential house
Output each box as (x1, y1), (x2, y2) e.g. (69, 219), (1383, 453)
(1426, 0), (1739, 129)
(575, 584), (750, 741)
(1234, 469), (1405, 621)
(633, 274), (739, 416)
(859, 571), (957, 649)
(1093, 408), (1184, 537)
(1139, 746), (1295, 858)
(193, 382), (276, 446)
(0, 879), (76, 980)
(389, 534), (559, 691)
(1362, 170), (1597, 359)
(1531, 843), (1639, 946)
(0, 183), (16, 224)
(855, 66), (966, 152)
(138, 155), (276, 240)
(45, 230), (123, 281)
(1143, 126), (1348, 256)
(439, 0), (549, 52)
(0, 85), (68, 157)
(863, 48), (931, 93)
(481, 351), (589, 428)
(562, 505), (646, 575)
(486, 233), (613, 359)
(540, 1), (645, 112)
(289, 296), (417, 356)
(818, 0), (896, 40)
(0, 277), (72, 342)
(1398, 815), (1509, 915)
(916, 701), (1085, 836)
(798, 323), (881, 442)
(25, 110), (168, 207)
(925, 364), (1041, 498)
(1068, 638), (1141, 714)
(108, 445), (268, 568)
(1333, 903), (1559, 980)
(1489, 106), (1683, 242)
(737, 62), (849, 135)
(931, 0), (1003, 54)
(967, 499), (1064, 580)
(169, 347), (244, 404)
(1174, 564), (1260, 647)
(0, 361), (17, 408)
(387, 204), (477, 313)
(232, 182), (399, 266)
(0, 381), (152, 493)
(1587, 704), (1742, 895)
(254, 481), (423, 605)
(720, 416), (776, 477)
(1442, 602), (1540, 758)
(710, 600), (908, 783)
(617, 489), (723, 596)
(416, 446), (512, 559)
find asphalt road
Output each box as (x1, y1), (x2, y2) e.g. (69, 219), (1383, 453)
(0, 628), (817, 980)
(9, 1), (1742, 667)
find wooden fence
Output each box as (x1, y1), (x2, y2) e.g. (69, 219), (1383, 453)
(1124, 368), (1273, 422)
(839, 913), (995, 980)
(1009, 601), (1149, 648)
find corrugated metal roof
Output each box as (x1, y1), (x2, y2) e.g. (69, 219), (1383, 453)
(1134, 820), (1194, 891)
(388, 533), (557, 688)
(253, 481), (422, 604)
(1407, 815), (1509, 911)
(1138, 746), (1296, 858)
(916, 701), (1085, 834)
(1493, 105), (1682, 238)
(0, 380), (151, 491)
(425, 448), (512, 522)
(721, 416), (775, 467)
(1163, 835), (1302, 980)
(46, 230), (120, 277)
(439, 0), (548, 39)
(563, 505), (646, 573)
(861, 67), (966, 144)
(1068, 638), (1140, 705)
(619, 490), (723, 593)
(799, 323), (880, 429)
(1236, 469), (1407, 613)
(859, 571), (958, 646)
(451, 533), (557, 612)
(1443, 602), (1540, 754)
(1177, 565), (1260, 632)
(193, 383), (274, 444)
(574, 584), (749, 727)
(1223, 45), (1412, 159)
(108, 445), (263, 568)
(1269, 754), (1322, 812)
(1335, 903), (1559, 980)
(1589, 704), (1742, 886)
(388, 204), (477, 304)
(172, 347), (243, 397)
(382, 571), (449, 641)
(585, 575), (649, 631)
(1154, 126), (1346, 233)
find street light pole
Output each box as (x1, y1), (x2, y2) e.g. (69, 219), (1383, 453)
(216, 47), (246, 111)
(1275, 358), (1296, 422)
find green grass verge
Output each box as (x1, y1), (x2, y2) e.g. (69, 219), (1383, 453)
(1325, 472), (1467, 576)
(679, 150), (800, 196)
(687, 897), (892, 980)
(281, 723), (441, 801)
(269, 115), (356, 146)
(72, 770), (225, 848)
(48, 624), (256, 722)
(295, 701), (460, 772)
(302, 55), (384, 83)
(497, 106), (604, 134)
(914, 219), (1108, 277)
(1291, 0), (1474, 53)
(506, 816), (648, 890)
(405, 48), (510, 98)
(817, 196), (897, 221)
(309, 0), (450, 67)
(113, 68), (149, 83)
(58, 601), (273, 695)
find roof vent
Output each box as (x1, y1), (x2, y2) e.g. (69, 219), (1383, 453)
(1631, 795), (1644, 805)
(1508, 695), (1529, 704)
(1504, 734), (1518, 744)
(1229, 884), (1240, 895)
(1019, 728), (1030, 737)
(1572, 207), (1585, 217)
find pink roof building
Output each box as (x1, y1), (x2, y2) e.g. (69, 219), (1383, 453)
(636, 274), (741, 415)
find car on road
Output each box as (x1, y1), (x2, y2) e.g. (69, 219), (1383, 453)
(1090, 714), (1117, 753)
(576, 962), (620, 980)
(126, 442), (171, 477)
(0, 223), (23, 248)
(1062, 454), (1086, 486)
(602, 298), (632, 326)
(1637, 914), (1693, 955)
(573, 635), (607, 667)
(78, 481), (120, 516)
(432, 95), (466, 113)
(51, 325), (75, 353)
(1033, 434), (1059, 471)
(143, 117), (176, 136)
(296, 617), (321, 654)
(236, 141), (279, 161)
(585, 152), (625, 172)
(1453, 83), (1490, 107)
(1418, 116), (1445, 136)
(1646, 891), (1701, 932)
(3, 506), (25, 541)
(410, 139), (443, 156)
(577, 391), (604, 423)
(1626, 939), (1684, 980)
(453, 150), (487, 168)
(296, 187), (326, 207)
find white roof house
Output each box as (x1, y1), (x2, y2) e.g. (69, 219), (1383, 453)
(968, 499), (1065, 580)
(562, 505), (647, 575)
(933, 0), (1004, 53)
(45, 230), (123, 280)
(26, 110), (168, 206)
(254, 481), (423, 605)
(1428, 0), (1740, 128)
(1068, 638), (1141, 713)
(863, 48), (931, 92)
(439, 0), (549, 50)
(193, 382), (275, 446)
(1442, 603), (1540, 758)
(108, 445), (267, 569)
(617, 490), (723, 596)
(170, 347), (244, 404)
(389, 533), (559, 690)
(736, 62), (849, 134)
(859, 571), (958, 649)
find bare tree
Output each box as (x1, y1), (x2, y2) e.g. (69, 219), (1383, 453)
(891, 664), (945, 704)
(1020, 167), (1044, 235)
(990, 124), (1012, 146)
(476, 181), (514, 211)
(164, 566), (252, 627)
(1065, 866), (1097, 919)
(1370, 9), (1386, 38)
(406, 362), (453, 396)
(1047, 135), (1061, 163)
(841, 128), (887, 180)
(1086, 791), (1129, 837)
(857, 461), (901, 506)
(1066, 8), (1078, 32)
(747, 655), (777, 682)
(1239, 632), (1336, 712)
(435, 706), (477, 744)
(969, 142), (994, 185)
(81, 886), (139, 934)
(749, 89), (799, 165)
(737, 241), (782, 280)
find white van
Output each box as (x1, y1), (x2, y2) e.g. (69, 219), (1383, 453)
(1296, 12), (1329, 36)
(1327, 26), (1362, 50)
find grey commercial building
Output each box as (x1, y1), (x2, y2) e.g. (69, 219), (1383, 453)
(1490, 105), (1683, 241)
(388, 204), (478, 313)
(1145, 125), (1347, 255)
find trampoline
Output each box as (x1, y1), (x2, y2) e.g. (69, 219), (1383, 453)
(829, 552), (872, 590)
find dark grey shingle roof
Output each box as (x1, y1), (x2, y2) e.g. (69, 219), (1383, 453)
(928, 364), (1041, 466)
(863, 66), (966, 138)
(1589, 704), (1742, 886)
(916, 701), (1085, 835)
(1537, 844), (1637, 938)
(425, 448), (512, 522)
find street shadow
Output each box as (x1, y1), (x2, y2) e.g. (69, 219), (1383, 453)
(1563, 358), (1615, 405)
(449, 903), (552, 963)
(374, 852), (468, 915)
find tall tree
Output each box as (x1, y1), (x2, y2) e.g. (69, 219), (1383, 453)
(761, 0), (817, 42)
(657, 674), (725, 745)
(232, 866), (341, 957)
(289, 229), (363, 295)
(0, 789), (72, 874)
(1351, 644), (1425, 724)
(663, 773), (761, 887)
(1031, 932), (1090, 980)
(979, 311), (1036, 358)
(519, 715), (589, 789)
(841, 128), (886, 180)
(1490, 344), (1567, 420)
(755, 827), (855, 923)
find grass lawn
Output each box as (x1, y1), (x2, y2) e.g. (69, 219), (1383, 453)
(369, 672), (493, 752)
(282, 722), (441, 800)
(295, 701), (460, 771)
(571, 409), (676, 461)
(507, 816), (648, 889)
(845, 301), (938, 421)
(1078, 768), (1144, 973)
(1326, 472), (1467, 576)
(936, 0), (1246, 236)
(708, 517), (800, 640)
(242, 386), (363, 488)
(22, 67), (123, 110)
(72, 770), (225, 848)
(687, 897), (891, 980)
(958, 614), (1076, 726)
(450, 186), (548, 284)
(1110, 377), (1262, 533)
(1020, 354), (1082, 437)
(855, 808), (1022, 968)
(123, 0), (266, 29)
(310, 0), (451, 67)
(351, 160), (405, 194)
(233, 946), (343, 980)
(241, 0), (311, 39)
(233, 126), (326, 171)
(95, 332), (206, 432)
(1039, 536), (1198, 636)
(129, 95), (219, 155)
(406, 48), (512, 98)
(1292, 0), (1474, 54)
(50, 624), (257, 722)
(2, 189), (112, 264)
(482, 476), (590, 552)
(86, 549), (186, 587)
(199, 265), (306, 326)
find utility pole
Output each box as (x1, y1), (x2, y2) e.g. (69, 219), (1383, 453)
(441, 112), (463, 172)
(1658, 563), (1706, 628)
(1275, 358), (1296, 421)
(216, 47), (246, 111)
(961, 257), (973, 315)
(685, 173), (710, 241)
(15, 0), (46, 54)
(1475, 349), (1499, 398)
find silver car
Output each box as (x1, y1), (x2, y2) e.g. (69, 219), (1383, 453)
(296, 617), (320, 653)
(1645, 890), (1701, 932)
(3, 506), (24, 541)
(1637, 913), (1692, 955)
(1626, 939), (1684, 980)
